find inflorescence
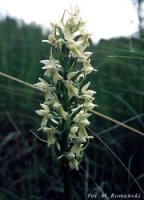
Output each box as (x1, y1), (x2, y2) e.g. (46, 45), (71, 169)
(35, 7), (97, 170)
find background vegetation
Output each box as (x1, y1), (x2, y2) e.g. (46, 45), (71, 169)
(0, 12), (144, 200)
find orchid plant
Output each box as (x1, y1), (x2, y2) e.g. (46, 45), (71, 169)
(35, 7), (97, 171)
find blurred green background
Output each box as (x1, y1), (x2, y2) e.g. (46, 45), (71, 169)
(0, 9), (144, 200)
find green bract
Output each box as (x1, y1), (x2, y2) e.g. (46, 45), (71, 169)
(35, 7), (97, 170)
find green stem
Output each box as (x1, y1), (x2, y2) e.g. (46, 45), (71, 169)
(61, 130), (73, 200)
(60, 83), (72, 199)
(63, 158), (73, 200)
(61, 119), (73, 200)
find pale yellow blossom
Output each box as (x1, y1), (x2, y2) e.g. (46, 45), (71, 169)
(69, 125), (79, 140)
(74, 110), (91, 126)
(78, 126), (93, 140)
(53, 102), (68, 120)
(67, 152), (79, 170)
(36, 104), (49, 117)
(64, 80), (79, 97)
(43, 127), (56, 147)
(83, 59), (93, 74)
(70, 141), (83, 157)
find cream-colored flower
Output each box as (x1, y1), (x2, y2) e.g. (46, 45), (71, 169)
(67, 152), (79, 170)
(67, 152), (75, 159)
(70, 141), (83, 157)
(36, 104), (50, 128)
(52, 69), (63, 83)
(83, 90), (96, 100)
(79, 51), (92, 61)
(36, 104), (49, 117)
(41, 59), (63, 83)
(61, 7), (80, 29)
(74, 110), (91, 126)
(69, 157), (79, 170)
(69, 125), (79, 140)
(78, 125), (93, 140)
(81, 82), (90, 92)
(84, 100), (96, 110)
(67, 40), (83, 58)
(48, 33), (57, 45)
(53, 102), (68, 120)
(40, 59), (61, 68)
(64, 80), (79, 97)
(47, 22), (57, 45)
(34, 78), (53, 100)
(34, 78), (49, 92)
(43, 127), (56, 147)
(67, 71), (81, 80)
(41, 59), (61, 77)
(81, 82), (96, 100)
(83, 59), (93, 74)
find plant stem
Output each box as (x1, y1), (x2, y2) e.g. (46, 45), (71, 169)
(63, 159), (73, 200)
(61, 128), (73, 200)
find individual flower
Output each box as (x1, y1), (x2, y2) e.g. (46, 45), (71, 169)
(43, 127), (56, 147)
(78, 125), (93, 140)
(67, 152), (79, 170)
(70, 140), (84, 157)
(36, 103), (49, 117)
(67, 40), (83, 58)
(69, 125), (79, 140)
(34, 78), (52, 100)
(34, 78), (49, 92)
(41, 58), (63, 83)
(67, 71), (81, 80)
(69, 158), (79, 170)
(51, 69), (63, 84)
(40, 59), (61, 68)
(73, 110), (91, 126)
(81, 82), (96, 100)
(83, 59), (93, 75)
(78, 51), (93, 61)
(64, 80), (79, 97)
(84, 98), (97, 110)
(36, 104), (50, 128)
(53, 102), (68, 120)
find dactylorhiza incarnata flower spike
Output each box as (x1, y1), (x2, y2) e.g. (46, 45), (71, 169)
(35, 7), (97, 170)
